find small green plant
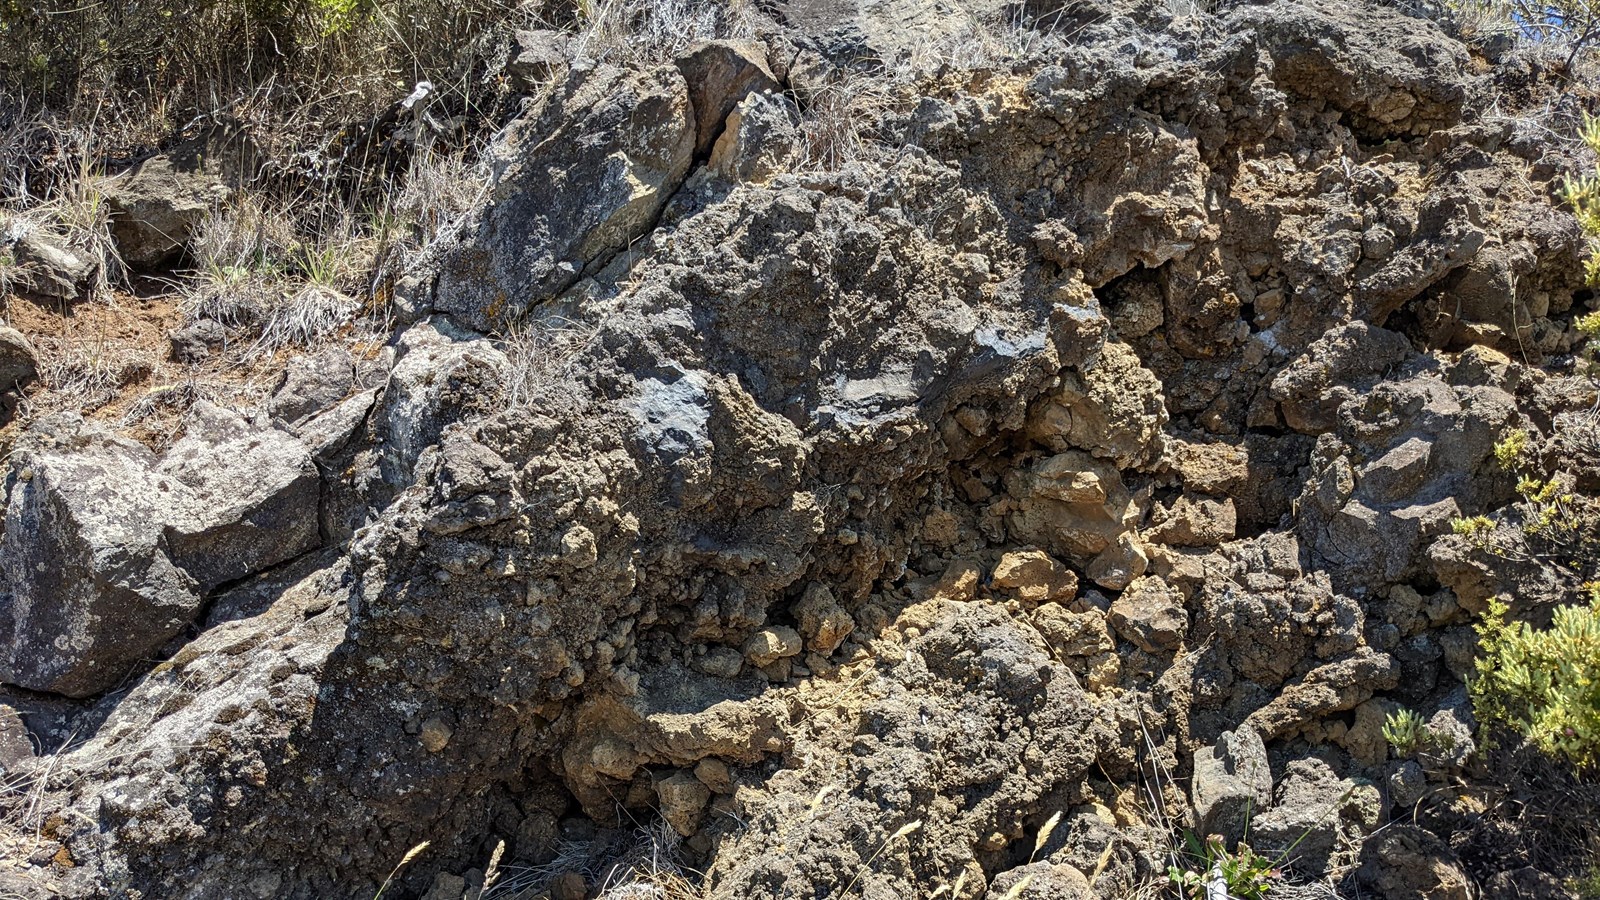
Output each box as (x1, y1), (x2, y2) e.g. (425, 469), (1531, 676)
(1569, 854), (1600, 900)
(1383, 707), (1428, 758)
(1495, 429), (1530, 470)
(1568, 114), (1600, 287)
(1470, 589), (1600, 770)
(1476, 429), (1592, 556)
(1167, 833), (1279, 900)
(1578, 310), (1600, 377)
(1382, 707), (1458, 759)
(1516, 476), (1582, 537)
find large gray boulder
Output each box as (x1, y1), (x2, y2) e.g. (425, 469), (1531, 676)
(1190, 727), (1272, 844)
(269, 347), (356, 425)
(425, 64), (697, 331)
(158, 404), (323, 594)
(0, 407), (324, 697)
(0, 419), (201, 698)
(105, 153), (229, 268)
(5, 228), (96, 300)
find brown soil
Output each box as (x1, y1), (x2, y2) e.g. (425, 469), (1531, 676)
(1, 287), (286, 452)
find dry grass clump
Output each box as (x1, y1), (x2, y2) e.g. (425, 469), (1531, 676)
(898, 7), (1065, 72)
(571, 0), (760, 64)
(0, 111), (126, 301)
(29, 332), (158, 411)
(485, 820), (700, 900)
(792, 74), (900, 173)
(175, 137), (487, 358)
(1442, 0), (1600, 68)
(496, 315), (600, 409)
(177, 193), (389, 357)
(181, 195), (299, 326)
(387, 147), (487, 252)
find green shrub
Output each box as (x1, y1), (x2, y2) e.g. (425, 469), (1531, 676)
(1567, 114), (1600, 287)
(1470, 588), (1600, 769)
(1167, 832), (1279, 900)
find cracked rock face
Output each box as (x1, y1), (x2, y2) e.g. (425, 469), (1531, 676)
(0, 406), (326, 697)
(0, 421), (203, 698)
(2, 1), (1597, 897)
(424, 64), (699, 331)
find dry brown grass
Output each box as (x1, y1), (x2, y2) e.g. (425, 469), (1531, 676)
(571, 0), (760, 64)
(496, 316), (601, 409)
(484, 819), (702, 900)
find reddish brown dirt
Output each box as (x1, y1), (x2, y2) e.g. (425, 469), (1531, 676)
(1, 288), (286, 452)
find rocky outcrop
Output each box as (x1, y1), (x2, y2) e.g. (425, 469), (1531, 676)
(0, 419), (202, 697)
(3, 0), (1596, 897)
(105, 152), (230, 268)
(424, 64), (699, 331)
(703, 602), (1101, 899)
(0, 407), (324, 697)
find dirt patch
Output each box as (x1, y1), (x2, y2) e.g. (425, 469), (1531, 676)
(0, 286), (370, 452)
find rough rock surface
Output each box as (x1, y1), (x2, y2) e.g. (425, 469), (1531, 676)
(0, 419), (202, 697)
(0, 326), (38, 420)
(157, 404), (322, 593)
(1190, 727), (1271, 843)
(105, 152), (230, 267)
(0, 407), (325, 698)
(424, 64), (699, 330)
(1, 1), (1596, 898)
(5, 229), (95, 300)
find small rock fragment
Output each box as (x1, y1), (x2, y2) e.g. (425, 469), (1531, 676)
(992, 548), (1078, 605)
(1106, 576), (1187, 653)
(421, 872), (467, 900)
(793, 583), (855, 654)
(655, 771), (711, 837)
(168, 318), (227, 363)
(1146, 496), (1236, 547)
(1030, 605), (1113, 658)
(9, 229), (94, 299)
(270, 347), (355, 424)
(693, 646), (745, 678)
(674, 40), (780, 157)
(694, 758), (733, 794)
(507, 29), (571, 91)
(742, 626), (802, 667)
(551, 872), (588, 900)
(419, 717), (453, 753)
